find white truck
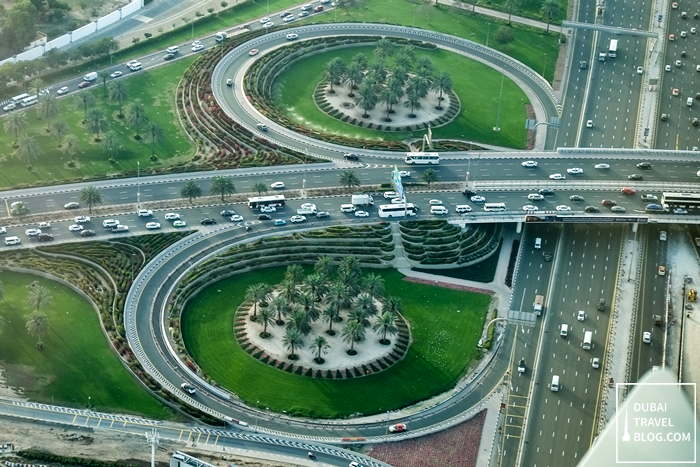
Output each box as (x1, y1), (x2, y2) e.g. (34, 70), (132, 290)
(534, 295), (544, 315)
(83, 72), (98, 81)
(296, 207), (317, 215)
(215, 31), (228, 42)
(351, 194), (374, 206)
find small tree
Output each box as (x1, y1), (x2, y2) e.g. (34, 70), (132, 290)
(341, 319), (365, 355)
(257, 307), (274, 337)
(108, 80), (128, 118)
(309, 335), (330, 364)
(75, 90), (95, 123)
(79, 186), (103, 214)
(37, 93), (59, 127)
(143, 122), (164, 159)
(220, 1), (228, 7)
(49, 120), (69, 147)
(495, 26), (515, 46)
(26, 311), (49, 349)
(144, 32), (153, 39)
(126, 101), (148, 139)
(180, 180), (202, 203)
(10, 201), (30, 220)
(421, 167), (438, 188)
(99, 130), (122, 161)
(339, 170), (361, 192)
(251, 181), (268, 195)
(86, 107), (108, 140)
(62, 134), (80, 165)
(540, 0), (560, 33)
(16, 134), (40, 168)
(210, 175), (236, 202)
(98, 70), (110, 95)
(207, 7), (214, 14)
(3, 111), (28, 147)
(372, 312), (398, 345)
(283, 327), (304, 360)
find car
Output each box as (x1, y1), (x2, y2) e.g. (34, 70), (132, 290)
(221, 209), (236, 217)
(164, 53), (175, 61)
(126, 60), (139, 67)
(637, 162), (652, 169)
(611, 206), (626, 213)
(316, 211), (330, 218)
(257, 123), (268, 131)
(343, 153), (359, 160)
(80, 229), (96, 237)
(37, 221), (51, 229)
(298, 11), (309, 17)
(173, 220), (187, 227)
(471, 195), (486, 203)
(102, 219), (119, 228)
(674, 208), (688, 214)
(592, 358), (600, 369)
(585, 206), (600, 213)
(675, 60), (682, 67)
(549, 174), (566, 180)
(57, 86), (69, 95)
(577, 310), (586, 321)
(522, 160), (538, 168)
(355, 210), (369, 217)
(391, 197), (406, 204)
(692, 27), (697, 34)
(64, 202), (80, 209)
(3, 103), (16, 111)
(659, 265), (666, 276)
(192, 40), (202, 46)
(594, 163), (611, 171)
(429, 199), (443, 205)
(672, 88), (680, 96)
(146, 222), (161, 230)
(0, 227), (5, 235)
(290, 215), (306, 223)
(567, 168), (583, 175)
(463, 189), (477, 197)
(665, 64), (672, 72)
(258, 214), (272, 220)
(37, 233), (54, 242)
(137, 209), (153, 217)
(260, 206), (276, 213)
(539, 188), (554, 195)
(528, 193), (544, 201)
(580, 60), (587, 69)
(601, 199), (617, 207)
(226, 78), (233, 86)
(314, 5), (323, 11)
(74, 216), (91, 224)
(398, 171), (411, 177)
(286, 33), (299, 40)
(231, 215), (244, 222)
(569, 195), (584, 202)
(271, 182), (285, 189)
(621, 187), (636, 195)
(110, 71), (122, 78)
(672, 2), (678, 8)
(301, 4), (312, 10)
(249, 49), (259, 56)
(681, 30), (688, 38)
(68, 224), (84, 232)
(259, 17), (270, 23)
(628, 174), (643, 180)
(642, 331), (651, 344)
(543, 251), (553, 262)
(25, 228), (41, 237)
(388, 423), (407, 433)
(200, 218), (217, 225)
(164, 213), (180, 220)
(181, 383), (196, 394)
(263, 21), (274, 28)
(320, 0), (330, 3)
(78, 81), (91, 89)
(637, 66), (643, 74)
(695, 237), (700, 247)
(670, 34), (675, 41)
(273, 219), (287, 226)
(300, 203), (316, 210)
(283, 15), (294, 22)
(112, 225), (129, 233)
(641, 194), (658, 201)
(192, 44), (204, 52)
(523, 205), (539, 211)
(586, 120), (594, 128)
(556, 205), (571, 211)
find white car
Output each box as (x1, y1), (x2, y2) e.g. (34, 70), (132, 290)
(300, 203), (317, 210)
(286, 33), (299, 40)
(102, 219), (119, 228)
(523, 205), (539, 211)
(586, 120), (594, 128)
(110, 71), (122, 78)
(594, 163), (610, 170)
(391, 198), (406, 204)
(522, 160), (538, 168)
(637, 66), (644, 74)
(38, 222), (51, 229)
(642, 331), (651, 344)
(549, 174), (566, 180)
(283, 15), (294, 22)
(173, 220), (187, 227)
(556, 205), (571, 211)
(428, 199), (443, 205)
(3, 103), (16, 111)
(355, 210), (369, 217)
(259, 17), (270, 23)
(470, 195), (486, 203)
(660, 231), (667, 241)
(231, 215), (244, 222)
(57, 86), (69, 95)
(137, 209), (153, 217)
(263, 21), (274, 28)
(398, 171), (411, 177)
(68, 224), (83, 232)
(146, 222), (161, 230)
(665, 64), (672, 72)
(192, 44), (204, 52)
(674, 208), (688, 214)
(74, 216), (91, 224)
(577, 310), (585, 321)
(298, 11), (309, 17)
(164, 213), (180, 220)
(290, 215), (306, 223)
(260, 206), (276, 213)
(384, 192), (400, 199)
(192, 40), (202, 46)
(271, 182), (285, 189)
(528, 193), (544, 201)
(567, 168), (584, 175)
(249, 49), (259, 56)
(25, 228), (41, 237)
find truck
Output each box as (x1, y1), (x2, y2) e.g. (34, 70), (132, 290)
(534, 295), (544, 315)
(608, 39), (618, 57)
(215, 31), (228, 42)
(351, 194), (374, 206)
(296, 207), (317, 215)
(83, 71), (98, 81)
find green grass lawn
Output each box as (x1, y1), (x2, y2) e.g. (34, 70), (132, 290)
(0, 57), (196, 190)
(273, 46), (529, 148)
(181, 267), (490, 418)
(0, 272), (176, 419)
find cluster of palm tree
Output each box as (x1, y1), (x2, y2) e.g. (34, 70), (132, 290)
(24, 282), (52, 349)
(323, 39), (453, 122)
(244, 256), (404, 362)
(179, 175), (237, 203)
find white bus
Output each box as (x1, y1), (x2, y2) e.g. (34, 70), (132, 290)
(404, 152), (440, 165)
(20, 95), (37, 107)
(247, 195), (285, 209)
(378, 203), (418, 218)
(483, 203), (507, 212)
(11, 93), (30, 104)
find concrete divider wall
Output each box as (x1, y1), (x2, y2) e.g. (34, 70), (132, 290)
(72, 22), (97, 42)
(15, 47), (43, 62)
(97, 10), (121, 30)
(46, 33), (71, 52)
(121, 0), (142, 17)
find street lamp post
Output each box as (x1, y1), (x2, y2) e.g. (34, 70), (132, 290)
(486, 23), (491, 47)
(542, 53), (547, 78)
(22, 67), (27, 92)
(137, 161), (140, 208)
(303, 148), (308, 198)
(255, 400), (260, 432)
(493, 74), (505, 131)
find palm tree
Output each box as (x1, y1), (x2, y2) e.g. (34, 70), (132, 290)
(62, 134), (80, 164)
(407, 75), (430, 99)
(288, 309), (311, 336)
(383, 296), (404, 316)
(367, 60), (388, 84)
(99, 130), (122, 161)
(403, 89), (422, 118)
(540, 0), (560, 32)
(322, 304), (340, 335)
(75, 91), (96, 123)
(37, 93), (59, 126)
(98, 70), (110, 95)
(283, 327), (304, 359)
(270, 295), (291, 325)
(251, 181), (268, 195)
(303, 273), (328, 301)
(309, 335), (330, 363)
(339, 170), (361, 192)
(26, 311), (49, 349)
(503, 0), (521, 23)
(374, 37), (395, 60)
(49, 120), (69, 147)
(337, 269), (359, 295)
(245, 283), (270, 319)
(79, 186), (103, 213)
(372, 311), (398, 344)
(285, 265), (305, 285)
(323, 57), (346, 94)
(395, 46), (415, 70)
(348, 307), (370, 328)
(432, 71), (453, 110)
(390, 66), (409, 87)
(355, 81), (378, 119)
(421, 167), (438, 188)
(280, 279), (299, 304)
(416, 56), (434, 76)
(108, 80), (129, 117)
(361, 273), (385, 299)
(341, 319), (365, 354)
(29, 78), (45, 97)
(314, 255), (335, 278)
(180, 180), (202, 203)
(379, 87), (399, 122)
(339, 256), (362, 280)
(351, 52), (368, 69)
(16, 134), (40, 168)
(143, 122), (165, 159)
(327, 282), (352, 311)
(298, 292), (320, 322)
(356, 293), (378, 316)
(209, 175), (236, 202)
(10, 201), (30, 220)
(257, 307), (275, 336)
(126, 101), (148, 139)
(344, 62), (364, 97)
(27, 285), (52, 312)
(3, 111), (28, 147)
(86, 107), (108, 140)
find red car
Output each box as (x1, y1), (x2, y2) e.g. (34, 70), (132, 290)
(78, 81), (91, 88)
(388, 423), (407, 433)
(620, 187), (636, 195)
(314, 5), (324, 11)
(601, 199), (617, 207)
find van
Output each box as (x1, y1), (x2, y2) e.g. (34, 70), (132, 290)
(551, 375), (560, 392)
(430, 205), (448, 215)
(4, 236), (20, 245)
(83, 72), (98, 82)
(688, 97), (694, 107)
(167, 45), (179, 54)
(340, 204), (356, 213)
(583, 331), (593, 350)
(455, 205), (472, 213)
(560, 324), (568, 337)
(128, 62), (142, 71)
(535, 237), (542, 249)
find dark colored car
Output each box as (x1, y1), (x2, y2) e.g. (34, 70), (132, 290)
(601, 199), (617, 207)
(628, 174), (643, 180)
(258, 214), (272, 220)
(636, 162), (652, 169)
(585, 206), (600, 213)
(463, 189), (477, 197)
(78, 81), (91, 88)
(543, 252), (553, 262)
(200, 218), (217, 225)
(343, 153), (359, 160)
(569, 195), (584, 202)
(37, 233), (54, 242)
(220, 210), (236, 217)
(316, 211), (330, 218)
(80, 229), (96, 237)
(598, 298), (606, 311)
(164, 53), (175, 60)
(314, 5), (323, 11)
(539, 188), (554, 195)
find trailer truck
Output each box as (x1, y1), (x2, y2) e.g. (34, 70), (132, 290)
(534, 295), (544, 315)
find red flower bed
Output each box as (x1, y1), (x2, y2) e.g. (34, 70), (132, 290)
(403, 277), (494, 295)
(369, 410), (487, 467)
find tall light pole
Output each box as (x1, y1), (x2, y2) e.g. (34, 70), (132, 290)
(303, 148), (308, 198)
(486, 23), (491, 47)
(542, 53), (547, 78)
(137, 161), (140, 208)
(493, 74), (505, 132)
(255, 400), (260, 432)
